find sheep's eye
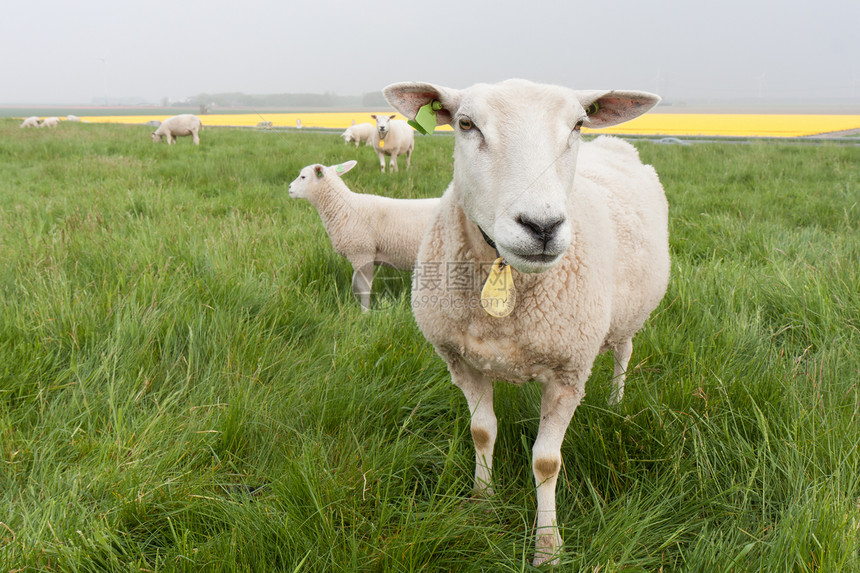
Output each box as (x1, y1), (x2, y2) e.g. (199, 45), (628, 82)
(300, 175), (306, 180)
(458, 118), (473, 131)
(574, 120), (584, 132)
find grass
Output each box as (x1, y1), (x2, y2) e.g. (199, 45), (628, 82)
(0, 119), (858, 572)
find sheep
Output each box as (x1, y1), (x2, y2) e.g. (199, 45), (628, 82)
(151, 114), (202, 145)
(66, 115), (81, 122)
(384, 79), (669, 566)
(288, 159), (440, 310)
(341, 122), (375, 147)
(20, 116), (40, 128)
(39, 117), (61, 128)
(256, 120), (273, 129)
(370, 114), (414, 173)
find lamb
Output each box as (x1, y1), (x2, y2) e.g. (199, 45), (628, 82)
(288, 159), (440, 310)
(341, 122), (375, 147)
(384, 79), (670, 566)
(151, 114), (202, 145)
(20, 116), (40, 128)
(370, 114), (414, 173)
(40, 117), (61, 128)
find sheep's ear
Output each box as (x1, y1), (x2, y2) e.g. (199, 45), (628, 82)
(383, 82), (461, 127)
(314, 165), (325, 178)
(330, 160), (357, 176)
(578, 90), (661, 129)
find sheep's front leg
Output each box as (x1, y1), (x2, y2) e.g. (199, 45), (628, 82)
(405, 146), (413, 170)
(532, 380), (583, 567)
(376, 149), (386, 172)
(609, 338), (633, 406)
(449, 361), (496, 495)
(350, 260), (375, 311)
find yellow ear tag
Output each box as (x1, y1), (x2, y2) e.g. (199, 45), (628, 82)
(379, 140), (385, 148)
(481, 257), (516, 317)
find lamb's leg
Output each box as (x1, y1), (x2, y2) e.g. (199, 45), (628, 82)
(449, 361), (496, 495)
(532, 380), (583, 567)
(350, 260), (374, 311)
(609, 338), (633, 406)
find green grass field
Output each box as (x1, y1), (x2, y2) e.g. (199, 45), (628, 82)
(0, 119), (858, 571)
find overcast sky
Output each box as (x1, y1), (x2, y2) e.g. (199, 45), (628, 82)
(2, 0), (858, 105)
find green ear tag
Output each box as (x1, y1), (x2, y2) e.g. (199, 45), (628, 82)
(335, 164), (345, 173)
(586, 102), (600, 115)
(408, 100), (442, 135)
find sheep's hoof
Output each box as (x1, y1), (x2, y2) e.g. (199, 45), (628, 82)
(533, 531), (562, 567)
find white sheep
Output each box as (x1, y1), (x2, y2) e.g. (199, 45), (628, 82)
(370, 114), (414, 173)
(384, 79), (670, 566)
(341, 122), (375, 147)
(66, 115), (81, 122)
(39, 117), (61, 128)
(288, 160), (440, 309)
(151, 114), (202, 145)
(20, 116), (40, 128)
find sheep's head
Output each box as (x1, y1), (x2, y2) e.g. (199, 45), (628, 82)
(288, 160), (357, 199)
(151, 132), (162, 142)
(384, 79), (659, 274)
(370, 114), (396, 139)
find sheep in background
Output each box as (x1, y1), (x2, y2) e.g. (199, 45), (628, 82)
(20, 116), (40, 128)
(151, 114), (202, 145)
(66, 115), (81, 122)
(39, 117), (61, 128)
(370, 114), (414, 173)
(341, 123), (375, 147)
(288, 160), (440, 310)
(384, 79), (669, 566)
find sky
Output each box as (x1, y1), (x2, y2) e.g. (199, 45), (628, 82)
(2, 0), (858, 105)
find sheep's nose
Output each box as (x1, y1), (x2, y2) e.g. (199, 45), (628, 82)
(516, 215), (565, 246)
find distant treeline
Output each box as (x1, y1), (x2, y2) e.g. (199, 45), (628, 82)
(187, 91), (390, 109)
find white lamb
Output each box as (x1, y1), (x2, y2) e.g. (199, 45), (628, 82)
(384, 79), (670, 566)
(20, 116), (40, 128)
(39, 117), (61, 128)
(151, 114), (202, 145)
(341, 122), (375, 147)
(288, 160), (440, 310)
(370, 114), (414, 173)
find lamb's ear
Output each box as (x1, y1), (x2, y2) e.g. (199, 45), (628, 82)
(578, 90), (661, 129)
(383, 82), (462, 127)
(313, 165), (325, 179)
(330, 160), (357, 177)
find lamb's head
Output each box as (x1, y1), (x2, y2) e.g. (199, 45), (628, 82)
(384, 79), (659, 273)
(370, 114), (396, 139)
(288, 160), (357, 199)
